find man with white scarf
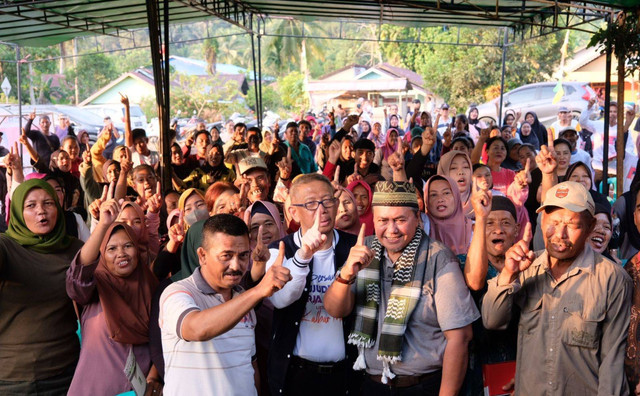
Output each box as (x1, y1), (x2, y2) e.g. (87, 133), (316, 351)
(324, 181), (479, 395)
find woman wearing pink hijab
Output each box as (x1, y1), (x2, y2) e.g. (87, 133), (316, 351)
(437, 151), (473, 217)
(374, 128), (400, 181)
(424, 175), (472, 261)
(347, 179), (374, 236)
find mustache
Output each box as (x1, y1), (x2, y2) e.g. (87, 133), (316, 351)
(224, 270), (243, 277)
(549, 238), (573, 248)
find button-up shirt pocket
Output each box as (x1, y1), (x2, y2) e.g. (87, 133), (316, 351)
(561, 308), (603, 349)
(519, 297), (543, 336)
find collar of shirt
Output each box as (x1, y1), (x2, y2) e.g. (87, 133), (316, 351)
(293, 229), (339, 251)
(531, 245), (596, 281)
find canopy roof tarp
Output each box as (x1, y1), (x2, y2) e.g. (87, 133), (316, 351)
(0, 0), (635, 47)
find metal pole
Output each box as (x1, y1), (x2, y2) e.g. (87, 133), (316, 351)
(162, 0), (171, 193)
(498, 28), (508, 126)
(601, 18), (612, 197)
(146, 0), (171, 191)
(257, 20), (263, 129)
(250, 22), (260, 128)
(16, 45), (23, 160)
(616, 44), (625, 198)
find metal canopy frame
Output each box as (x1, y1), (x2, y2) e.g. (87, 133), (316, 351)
(0, 0), (633, 192)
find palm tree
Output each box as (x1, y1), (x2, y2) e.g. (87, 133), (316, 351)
(264, 17), (326, 75)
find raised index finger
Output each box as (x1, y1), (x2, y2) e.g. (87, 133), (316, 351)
(334, 165), (340, 183)
(100, 185), (108, 201)
(107, 181), (115, 200)
(312, 206), (322, 230)
(356, 223), (366, 246)
(524, 158), (531, 174)
(256, 225), (264, 247)
(272, 241), (286, 267)
(287, 146), (292, 161)
(547, 128), (554, 150)
(522, 222), (533, 244)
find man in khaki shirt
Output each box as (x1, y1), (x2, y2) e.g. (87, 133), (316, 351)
(482, 181), (632, 396)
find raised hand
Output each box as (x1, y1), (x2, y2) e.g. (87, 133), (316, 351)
(258, 241), (292, 298)
(499, 222), (535, 285)
(340, 224), (373, 281)
(343, 114), (359, 131)
(94, 182), (118, 223)
(298, 207), (328, 260)
(514, 158), (532, 188)
(277, 147), (293, 180)
(29, 108), (36, 121)
(421, 127), (436, 150)
(119, 92), (129, 107)
(588, 97), (597, 109)
(146, 181), (163, 213)
(536, 129), (557, 175)
(327, 140), (341, 164)
(167, 212), (185, 253)
(120, 148), (133, 175)
(470, 177), (492, 219)
(388, 147), (405, 173)
(251, 225), (271, 268)
(345, 165), (362, 185)
(82, 145), (92, 165)
(331, 165), (342, 194)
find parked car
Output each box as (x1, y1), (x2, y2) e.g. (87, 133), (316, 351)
(474, 81), (597, 126)
(82, 103), (148, 130)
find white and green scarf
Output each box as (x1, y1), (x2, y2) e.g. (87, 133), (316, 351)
(348, 228), (427, 384)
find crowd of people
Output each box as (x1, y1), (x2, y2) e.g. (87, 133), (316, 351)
(2, 93), (640, 396)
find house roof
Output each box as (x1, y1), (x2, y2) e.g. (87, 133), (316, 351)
(564, 46), (604, 73)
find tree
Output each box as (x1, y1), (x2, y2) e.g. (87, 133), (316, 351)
(203, 38), (219, 75)
(379, 26), (572, 109)
(66, 53), (118, 102)
(278, 71), (308, 110)
(171, 72), (245, 121)
(246, 84), (282, 113)
(263, 18), (325, 75)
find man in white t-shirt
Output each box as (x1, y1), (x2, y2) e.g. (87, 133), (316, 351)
(265, 173), (359, 396)
(548, 105), (582, 139)
(581, 98), (637, 184)
(159, 214), (292, 396)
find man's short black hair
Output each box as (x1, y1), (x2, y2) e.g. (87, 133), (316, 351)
(234, 122), (247, 130)
(194, 130), (211, 142)
(202, 214), (249, 249)
(286, 121), (298, 130)
(132, 128), (147, 141)
(353, 138), (375, 152)
(298, 120), (311, 129)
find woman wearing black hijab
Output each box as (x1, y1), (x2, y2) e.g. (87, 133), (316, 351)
(524, 111), (548, 146)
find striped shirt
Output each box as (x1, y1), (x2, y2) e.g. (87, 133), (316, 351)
(159, 267), (257, 396)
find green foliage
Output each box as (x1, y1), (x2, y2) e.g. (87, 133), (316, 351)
(246, 84), (282, 113)
(65, 53), (118, 102)
(379, 27), (570, 109)
(278, 71), (308, 110)
(170, 72), (244, 121)
(588, 12), (640, 77)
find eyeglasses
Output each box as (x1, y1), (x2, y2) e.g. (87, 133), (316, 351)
(291, 198), (337, 211)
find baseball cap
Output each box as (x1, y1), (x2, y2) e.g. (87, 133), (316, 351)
(238, 156), (268, 175)
(441, 103), (450, 110)
(559, 128), (578, 138)
(536, 181), (595, 216)
(558, 106), (569, 113)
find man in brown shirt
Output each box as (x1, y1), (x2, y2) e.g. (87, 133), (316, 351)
(482, 181), (632, 396)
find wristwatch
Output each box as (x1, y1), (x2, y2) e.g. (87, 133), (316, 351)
(334, 270), (355, 285)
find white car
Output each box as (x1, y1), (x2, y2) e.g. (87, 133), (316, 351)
(82, 103), (149, 131)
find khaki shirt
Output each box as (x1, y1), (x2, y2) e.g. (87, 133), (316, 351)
(482, 246), (632, 396)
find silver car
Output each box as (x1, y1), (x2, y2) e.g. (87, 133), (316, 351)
(474, 81), (597, 125)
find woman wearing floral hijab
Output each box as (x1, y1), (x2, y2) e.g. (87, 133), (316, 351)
(374, 128), (400, 181)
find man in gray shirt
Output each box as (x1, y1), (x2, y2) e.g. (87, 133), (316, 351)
(482, 181), (632, 396)
(324, 181), (479, 395)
